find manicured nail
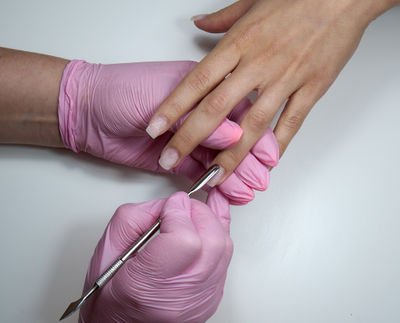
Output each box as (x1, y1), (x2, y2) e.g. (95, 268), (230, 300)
(191, 14), (208, 21)
(207, 166), (225, 187)
(159, 148), (179, 170)
(146, 116), (168, 139)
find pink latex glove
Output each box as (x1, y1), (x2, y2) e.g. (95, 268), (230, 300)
(79, 190), (232, 323)
(58, 60), (279, 204)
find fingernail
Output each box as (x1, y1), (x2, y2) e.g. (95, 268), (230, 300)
(146, 116), (168, 139)
(159, 148), (179, 170)
(207, 166), (225, 187)
(191, 14), (208, 21)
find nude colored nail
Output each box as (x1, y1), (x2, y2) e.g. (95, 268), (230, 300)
(159, 148), (179, 170)
(191, 14), (208, 21)
(207, 166), (225, 187)
(146, 116), (168, 139)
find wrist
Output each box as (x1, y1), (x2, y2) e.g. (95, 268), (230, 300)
(58, 60), (94, 152)
(0, 48), (68, 147)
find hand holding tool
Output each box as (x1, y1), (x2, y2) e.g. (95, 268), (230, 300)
(60, 165), (220, 321)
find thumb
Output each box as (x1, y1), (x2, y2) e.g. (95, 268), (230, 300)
(206, 188), (231, 232)
(84, 199), (165, 288)
(133, 192), (201, 278)
(192, 0), (256, 33)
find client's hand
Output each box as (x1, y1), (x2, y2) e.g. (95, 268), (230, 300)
(79, 190), (232, 323)
(58, 61), (279, 205)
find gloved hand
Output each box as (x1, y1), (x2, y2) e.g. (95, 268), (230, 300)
(58, 60), (279, 204)
(79, 190), (232, 323)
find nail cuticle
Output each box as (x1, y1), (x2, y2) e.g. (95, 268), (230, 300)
(207, 166), (225, 187)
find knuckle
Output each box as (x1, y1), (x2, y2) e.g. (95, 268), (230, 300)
(247, 109), (269, 130)
(233, 29), (252, 51)
(225, 237), (234, 256)
(180, 231), (202, 255)
(282, 110), (305, 130)
(203, 92), (229, 115)
(187, 68), (211, 93)
(222, 149), (243, 169)
(166, 100), (186, 119)
(174, 128), (195, 148)
(113, 204), (132, 222)
(207, 235), (226, 253)
(232, 23), (260, 51)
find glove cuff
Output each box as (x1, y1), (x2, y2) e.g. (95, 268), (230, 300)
(58, 60), (87, 152)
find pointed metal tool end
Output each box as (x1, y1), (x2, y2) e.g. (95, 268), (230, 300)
(59, 298), (82, 321)
(187, 165), (220, 197)
(59, 285), (98, 321)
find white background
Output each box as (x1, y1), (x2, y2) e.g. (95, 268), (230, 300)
(1, 1), (399, 322)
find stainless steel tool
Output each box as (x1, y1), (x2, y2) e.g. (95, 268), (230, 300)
(60, 165), (220, 321)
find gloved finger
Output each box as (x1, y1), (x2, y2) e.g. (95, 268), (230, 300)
(174, 149), (257, 206)
(187, 199), (230, 280)
(234, 154), (270, 191)
(85, 199), (165, 282)
(228, 99), (279, 166)
(218, 174), (254, 205)
(201, 118), (243, 150)
(172, 112), (243, 151)
(251, 127), (280, 167)
(205, 190), (234, 291)
(191, 136), (271, 192)
(206, 188), (231, 233)
(191, 146), (255, 205)
(130, 192), (201, 279)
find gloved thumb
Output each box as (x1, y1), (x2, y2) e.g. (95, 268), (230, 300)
(83, 199), (165, 289)
(132, 192), (201, 278)
(206, 188), (231, 232)
(192, 0), (256, 33)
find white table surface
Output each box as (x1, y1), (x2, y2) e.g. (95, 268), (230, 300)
(1, 1), (399, 322)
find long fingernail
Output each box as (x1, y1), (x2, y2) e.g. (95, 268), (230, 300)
(146, 116), (168, 139)
(191, 14), (208, 21)
(159, 148), (179, 170)
(207, 166), (225, 187)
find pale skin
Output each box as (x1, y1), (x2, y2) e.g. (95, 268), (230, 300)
(0, 47), (67, 147)
(148, 0), (400, 184)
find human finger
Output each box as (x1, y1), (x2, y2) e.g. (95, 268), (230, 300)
(84, 199), (165, 285)
(251, 127), (280, 167)
(212, 86), (292, 184)
(190, 146), (255, 205)
(157, 68), (254, 171)
(146, 44), (240, 142)
(172, 114), (243, 151)
(130, 192), (201, 279)
(192, 0), (256, 33)
(235, 153), (270, 191)
(273, 87), (316, 157)
(228, 97), (280, 167)
(206, 188), (231, 232)
(188, 199), (231, 280)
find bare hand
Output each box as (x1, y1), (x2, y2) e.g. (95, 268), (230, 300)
(147, 0), (397, 184)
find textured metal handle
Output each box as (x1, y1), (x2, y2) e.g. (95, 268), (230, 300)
(95, 259), (124, 288)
